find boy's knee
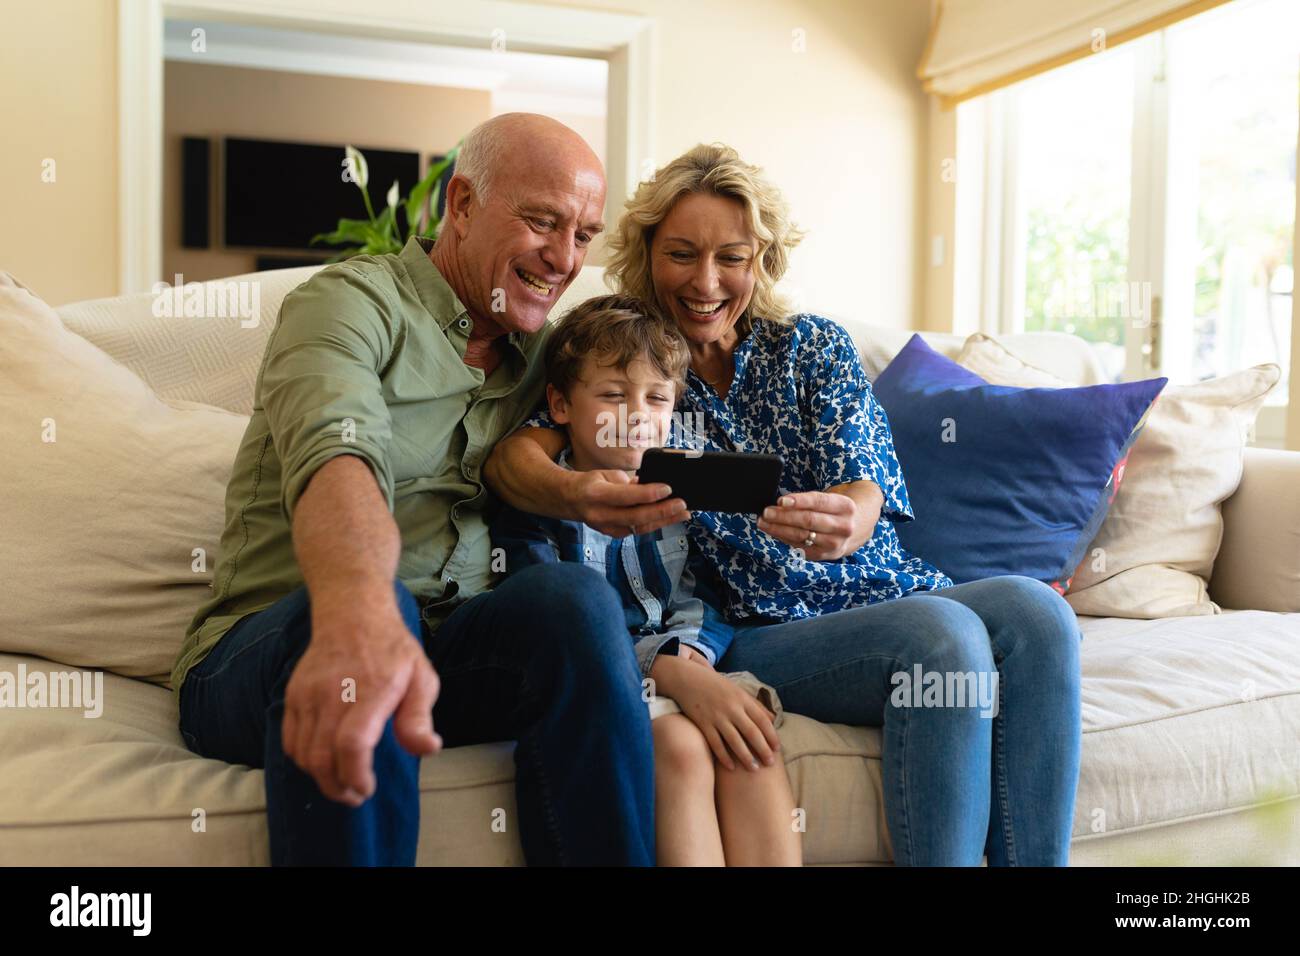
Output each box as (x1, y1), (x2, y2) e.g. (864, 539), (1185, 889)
(653, 714), (714, 782)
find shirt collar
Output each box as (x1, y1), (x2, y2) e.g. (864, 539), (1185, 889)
(400, 236), (466, 331)
(401, 236), (528, 351)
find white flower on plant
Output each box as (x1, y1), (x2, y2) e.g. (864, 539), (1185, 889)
(386, 180), (399, 210)
(344, 145), (368, 189)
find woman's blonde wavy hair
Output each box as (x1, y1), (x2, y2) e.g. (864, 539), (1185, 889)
(605, 144), (805, 330)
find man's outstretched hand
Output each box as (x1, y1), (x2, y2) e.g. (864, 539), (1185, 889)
(565, 468), (688, 538)
(282, 602), (441, 807)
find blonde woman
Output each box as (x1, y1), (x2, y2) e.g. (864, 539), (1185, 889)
(485, 144), (1082, 866)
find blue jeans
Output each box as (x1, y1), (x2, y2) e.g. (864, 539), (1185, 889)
(178, 562), (655, 866)
(717, 574), (1082, 866)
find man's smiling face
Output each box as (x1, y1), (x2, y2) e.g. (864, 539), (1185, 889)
(449, 125), (606, 336)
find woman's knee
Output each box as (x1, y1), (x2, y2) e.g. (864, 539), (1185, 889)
(988, 575), (1082, 656)
(898, 595), (996, 672)
(1002, 575), (1078, 623)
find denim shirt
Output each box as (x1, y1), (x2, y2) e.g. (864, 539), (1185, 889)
(489, 449), (734, 678)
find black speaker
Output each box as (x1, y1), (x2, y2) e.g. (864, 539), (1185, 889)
(181, 137), (210, 249)
(254, 254), (329, 271)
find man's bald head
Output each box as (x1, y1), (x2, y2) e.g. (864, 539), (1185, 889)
(432, 114), (607, 337)
(455, 113), (603, 206)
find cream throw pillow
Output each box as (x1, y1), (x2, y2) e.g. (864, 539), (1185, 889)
(955, 332), (1072, 387)
(0, 275), (248, 685)
(53, 266), (320, 416)
(955, 333), (1280, 618)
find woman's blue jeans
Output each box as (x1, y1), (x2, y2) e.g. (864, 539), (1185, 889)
(178, 562), (655, 866)
(717, 574), (1083, 866)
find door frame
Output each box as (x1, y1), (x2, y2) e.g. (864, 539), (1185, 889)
(118, 0), (655, 295)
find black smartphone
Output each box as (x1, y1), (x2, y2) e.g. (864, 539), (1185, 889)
(636, 448), (784, 514)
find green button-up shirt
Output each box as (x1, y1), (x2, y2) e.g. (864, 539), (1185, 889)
(172, 236), (550, 693)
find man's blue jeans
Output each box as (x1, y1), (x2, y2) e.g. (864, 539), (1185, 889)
(717, 574), (1083, 866)
(177, 562), (655, 866)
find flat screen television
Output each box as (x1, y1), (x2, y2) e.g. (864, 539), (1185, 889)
(223, 137), (421, 250)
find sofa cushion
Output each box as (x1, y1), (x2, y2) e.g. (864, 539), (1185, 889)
(844, 322), (1107, 386)
(0, 652), (889, 865)
(55, 267), (320, 417)
(7, 607), (1300, 865)
(1212, 448), (1300, 613)
(955, 331), (1072, 387)
(0, 278), (246, 685)
(1063, 365), (1281, 618)
(54, 265), (611, 418)
(956, 333), (1282, 617)
(872, 334), (1166, 587)
(1072, 610), (1300, 863)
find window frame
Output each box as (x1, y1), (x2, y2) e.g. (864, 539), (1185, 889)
(956, 16), (1295, 448)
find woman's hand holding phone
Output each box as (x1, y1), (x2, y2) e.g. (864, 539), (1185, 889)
(756, 481), (885, 560)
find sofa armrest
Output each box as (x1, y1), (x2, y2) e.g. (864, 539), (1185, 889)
(1209, 447), (1300, 612)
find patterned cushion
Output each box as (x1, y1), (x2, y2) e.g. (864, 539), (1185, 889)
(55, 267), (322, 416)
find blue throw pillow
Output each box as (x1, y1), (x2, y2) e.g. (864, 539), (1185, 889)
(871, 334), (1166, 590)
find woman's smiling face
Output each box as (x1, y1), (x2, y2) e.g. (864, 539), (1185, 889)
(649, 192), (757, 347)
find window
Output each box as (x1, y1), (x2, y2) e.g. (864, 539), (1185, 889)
(1162, 0), (1297, 406)
(1017, 43), (1136, 383)
(958, 0), (1298, 445)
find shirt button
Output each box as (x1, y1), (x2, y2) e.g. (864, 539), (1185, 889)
(583, 547), (593, 558)
(632, 578), (641, 589)
(458, 318), (470, 330)
(678, 537), (687, 547)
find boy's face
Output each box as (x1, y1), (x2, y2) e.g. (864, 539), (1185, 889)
(548, 353), (677, 472)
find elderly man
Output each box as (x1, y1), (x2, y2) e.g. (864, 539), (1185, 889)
(173, 114), (687, 866)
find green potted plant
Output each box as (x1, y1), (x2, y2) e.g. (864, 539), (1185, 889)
(311, 142), (460, 261)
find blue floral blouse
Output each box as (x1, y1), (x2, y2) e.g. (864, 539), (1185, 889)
(523, 313), (954, 623)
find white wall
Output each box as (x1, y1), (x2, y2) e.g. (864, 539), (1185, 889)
(524, 0), (932, 330)
(1, 0), (931, 328)
(0, 0), (119, 305)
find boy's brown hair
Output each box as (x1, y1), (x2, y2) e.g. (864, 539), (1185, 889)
(544, 294), (690, 397)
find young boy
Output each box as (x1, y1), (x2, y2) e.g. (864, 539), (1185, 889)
(490, 294), (801, 866)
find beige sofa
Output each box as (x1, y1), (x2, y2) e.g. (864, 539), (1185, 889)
(1, 263), (1298, 866)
